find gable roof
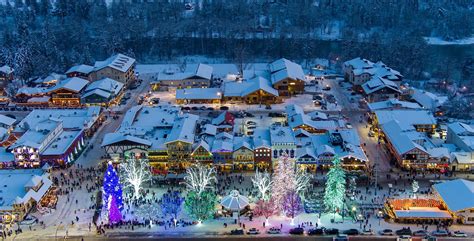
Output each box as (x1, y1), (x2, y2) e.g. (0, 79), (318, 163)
(0, 114), (16, 126)
(176, 88), (221, 100)
(101, 133), (152, 147)
(381, 120), (427, 155)
(362, 76), (401, 95)
(48, 77), (89, 93)
(66, 64), (94, 75)
(85, 78), (124, 95)
(192, 140), (211, 154)
(269, 58), (305, 85)
(434, 179), (474, 212)
(165, 114), (199, 144)
(94, 53), (135, 73)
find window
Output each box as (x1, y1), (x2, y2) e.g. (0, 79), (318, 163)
(273, 150), (277, 157)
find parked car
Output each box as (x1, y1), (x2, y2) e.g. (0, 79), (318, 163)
(265, 105), (272, 110)
(322, 86), (331, 91)
(246, 228), (260, 235)
(219, 106), (229, 110)
(325, 228), (339, 235)
(361, 229), (374, 235)
(308, 228), (324, 235)
(267, 227), (281, 234)
(247, 125), (257, 130)
(343, 229), (359, 235)
(431, 230), (449, 237)
(398, 235), (412, 241)
(396, 228), (412, 236)
(207, 107), (214, 111)
(412, 230), (428, 236)
(191, 107), (199, 110)
(289, 227), (304, 235)
(230, 229), (244, 235)
(334, 234), (348, 241)
(246, 121), (257, 125)
(452, 231), (467, 237)
(181, 106), (191, 110)
(379, 229), (394, 235)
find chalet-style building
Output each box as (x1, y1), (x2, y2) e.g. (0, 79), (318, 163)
(82, 78), (124, 106)
(90, 54), (136, 86)
(286, 104), (343, 134)
(211, 135), (234, 171)
(9, 107), (101, 167)
(361, 77), (402, 102)
(164, 114), (198, 170)
(223, 76), (280, 105)
(343, 57), (402, 86)
(233, 137), (254, 170)
(191, 140), (213, 165)
(0, 169), (54, 223)
(253, 129), (272, 170)
(176, 88), (221, 104)
(151, 64), (212, 91)
(49, 77), (89, 107)
(269, 58), (305, 96)
(65, 64), (94, 80)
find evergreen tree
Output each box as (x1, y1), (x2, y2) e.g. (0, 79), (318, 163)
(271, 154), (296, 214)
(103, 162), (124, 210)
(323, 156), (346, 214)
(107, 195), (122, 224)
(184, 191), (217, 223)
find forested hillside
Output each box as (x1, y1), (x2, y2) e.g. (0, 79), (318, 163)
(0, 0), (473, 80)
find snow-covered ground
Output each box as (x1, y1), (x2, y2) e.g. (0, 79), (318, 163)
(424, 36), (474, 45)
(11, 171), (474, 239)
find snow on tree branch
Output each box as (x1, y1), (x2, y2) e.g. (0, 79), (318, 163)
(184, 164), (217, 195)
(252, 169), (273, 201)
(119, 157), (152, 199)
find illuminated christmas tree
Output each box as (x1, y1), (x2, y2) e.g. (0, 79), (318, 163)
(108, 195), (122, 224)
(161, 191), (183, 227)
(184, 191), (217, 223)
(323, 156), (346, 214)
(103, 161), (124, 211)
(271, 154), (295, 214)
(283, 190), (303, 225)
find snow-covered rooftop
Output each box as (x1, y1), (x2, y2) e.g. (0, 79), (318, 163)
(176, 88), (221, 100)
(48, 77), (89, 93)
(270, 126), (296, 145)
(66, 64), (94, 75)
(374, 109), (437, 127)
(269, 58), (305, 85)
(434, 179), (474, 212)
(368, 99), (423, 111)
(165, 114), (199, 144)
(0, 169), (52, 210)
(411, 88), (448, 110)
(94, 53), (136, 73)
(0, 114), (16, 127)
(41, 130), (82, 156)
(85, 78), (124, 95)
(361, 76), (401, 95)
(15, 107), (101, 132)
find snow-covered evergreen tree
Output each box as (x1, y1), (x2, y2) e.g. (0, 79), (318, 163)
(323, 156), (346, 214)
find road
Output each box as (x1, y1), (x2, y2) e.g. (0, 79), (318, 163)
(325, 79), (392, 174)
(75, 78), (151, 168)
